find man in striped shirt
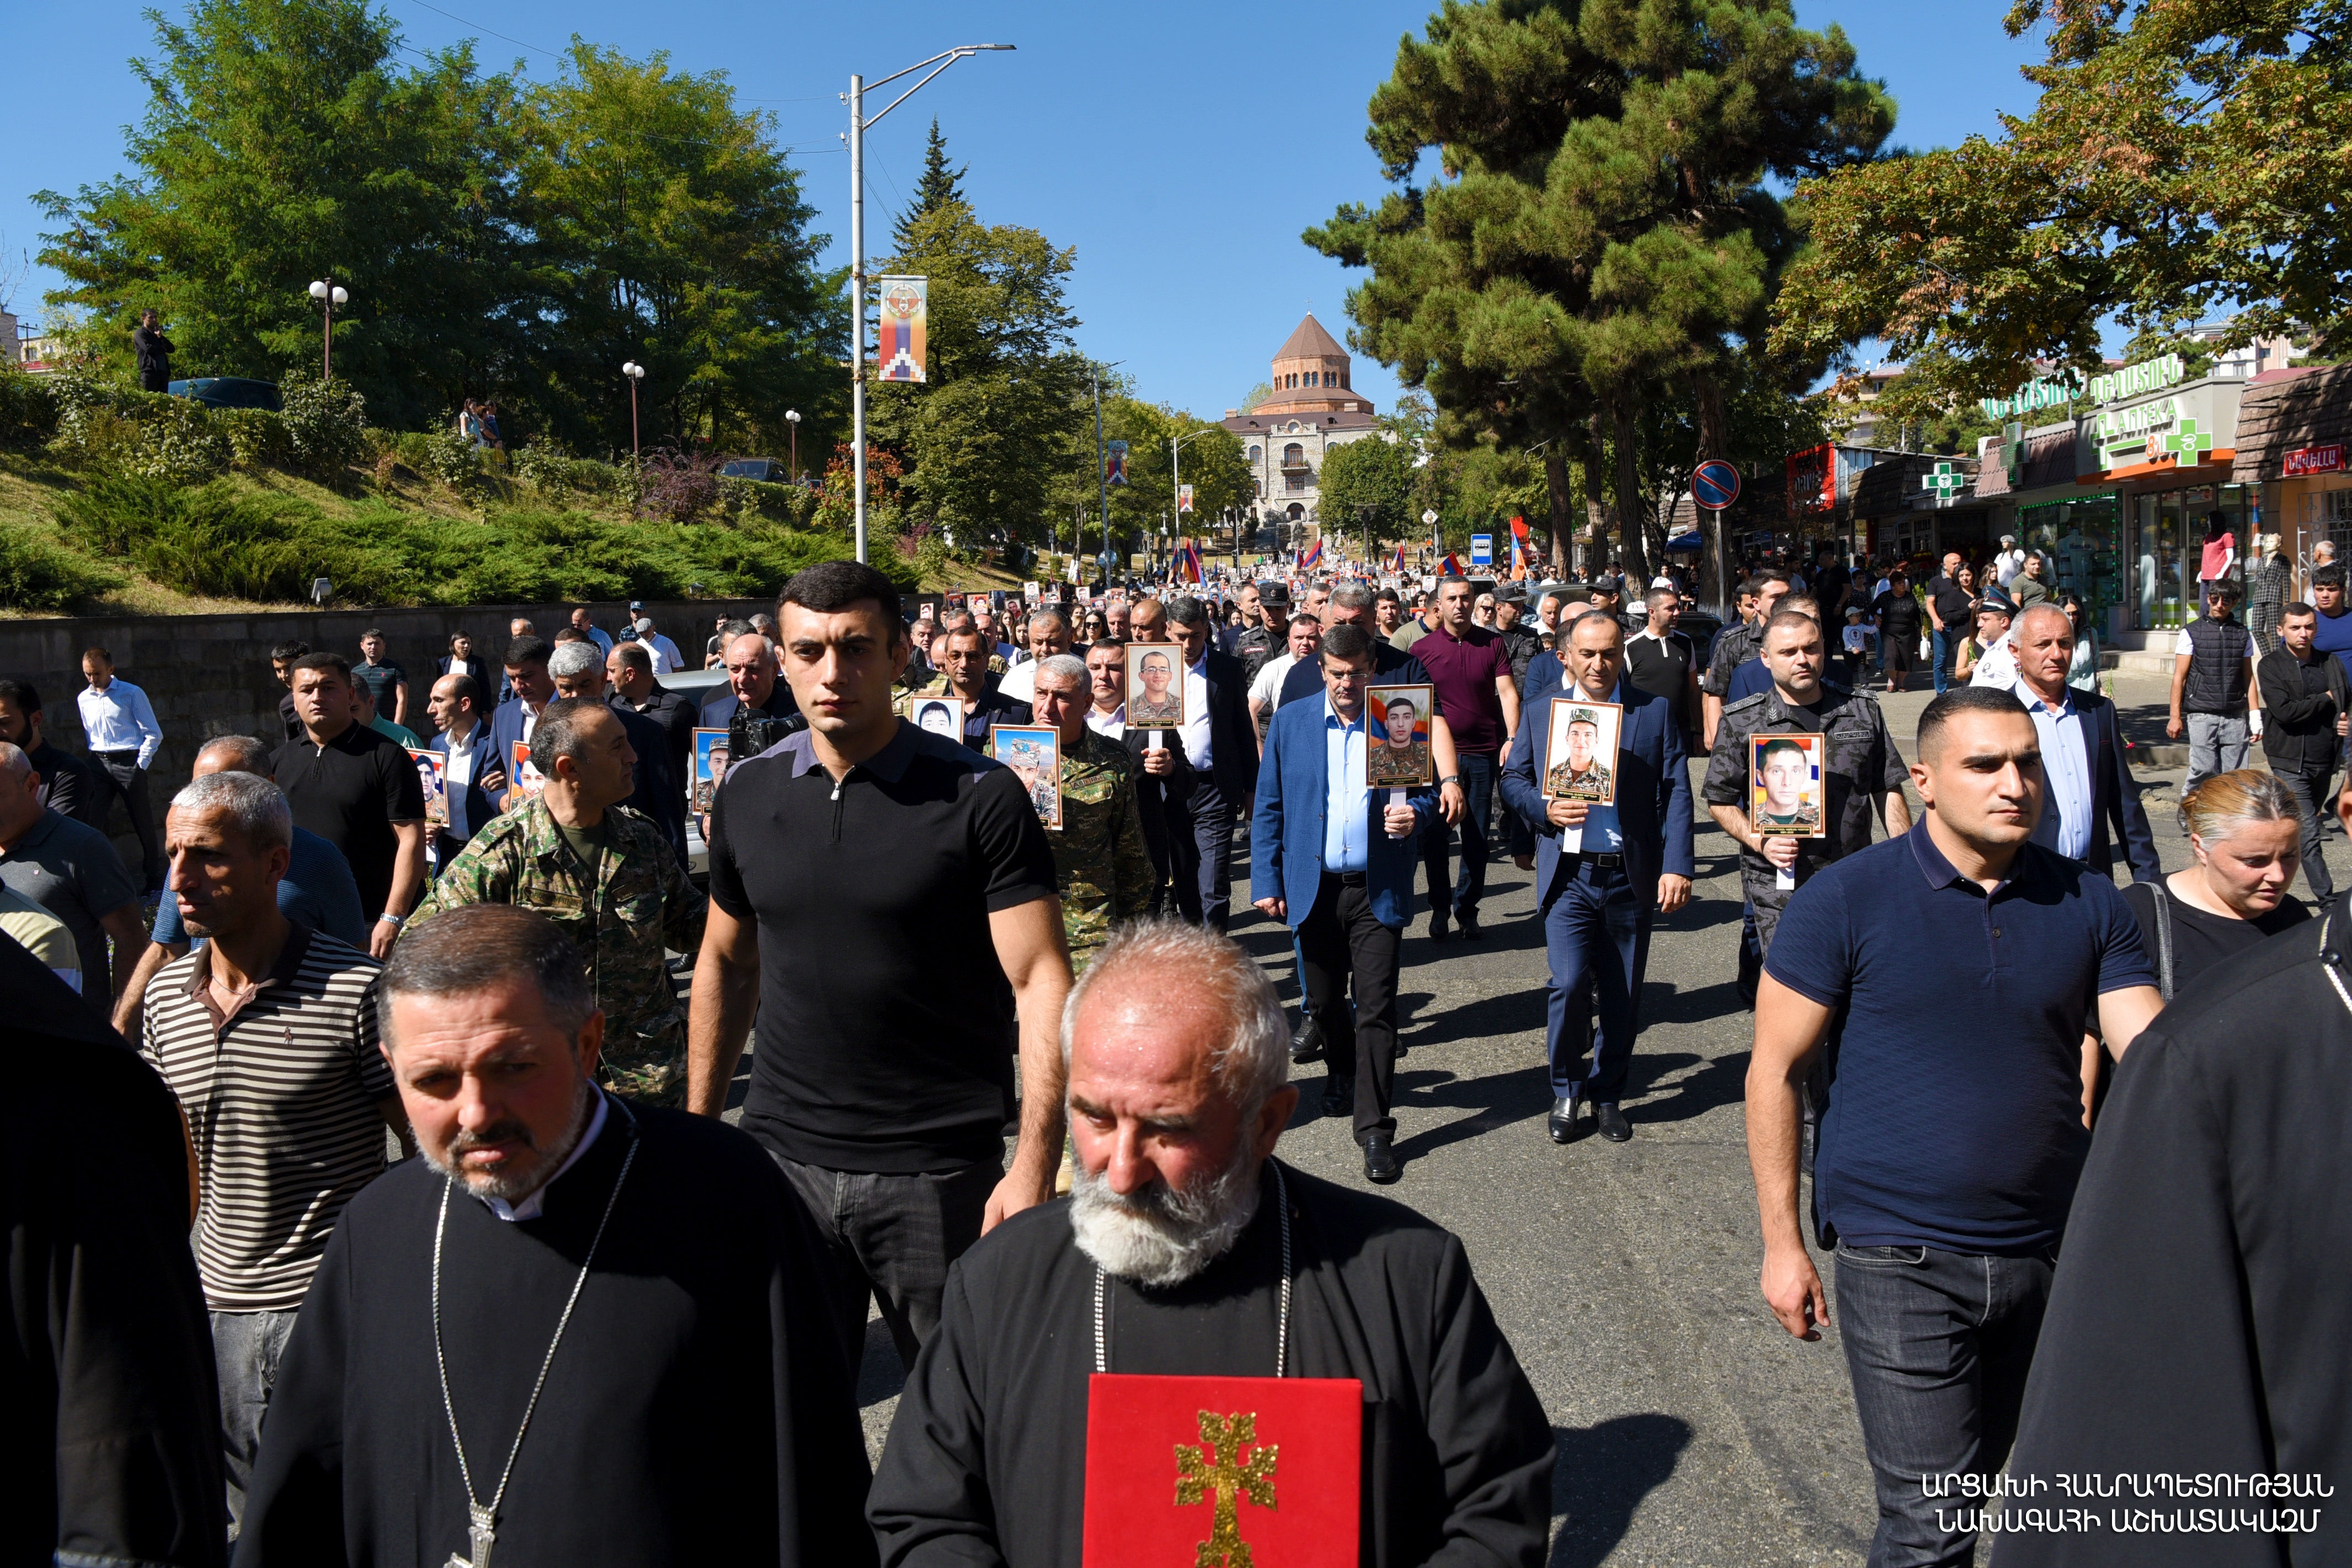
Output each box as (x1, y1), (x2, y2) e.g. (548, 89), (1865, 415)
(138, 769), (408, 1534)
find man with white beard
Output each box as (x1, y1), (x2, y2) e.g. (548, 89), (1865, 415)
(867, 919), (1553, 1567)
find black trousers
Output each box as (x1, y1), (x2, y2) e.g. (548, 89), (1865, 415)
(94, 749), (164, 887)
(1297, 871), (1402, 1141)
(2274, 758), (2338, 902)
(1169, 780), (1236, 932)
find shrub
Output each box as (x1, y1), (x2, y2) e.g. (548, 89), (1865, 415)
(278, 374), (369, 478)
(634, 446), (724, 522)
(0, 522), (117, 609)
(45, 375), (230, 483)
(219, 408), (297, 471)
(420, 428), (493, 497)
(0, 369), (61, 452)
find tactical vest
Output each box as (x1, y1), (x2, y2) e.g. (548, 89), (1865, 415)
(2183, 616), (2252, 714)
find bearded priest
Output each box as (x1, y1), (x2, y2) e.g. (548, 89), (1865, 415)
(867, 918), (1553, 1567)
(234, 904), (876, 1568)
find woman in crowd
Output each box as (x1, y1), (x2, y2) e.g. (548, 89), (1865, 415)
(436, 633), (482, 682)
(2122, 770), (2311, 1001)
(2062, 593), (2101, 694)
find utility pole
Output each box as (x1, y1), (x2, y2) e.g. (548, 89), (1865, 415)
(845, 44), (1015, 564)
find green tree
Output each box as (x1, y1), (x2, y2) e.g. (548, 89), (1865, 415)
(1773, 0), (2349, 417)
(35, 0), (522, 429)
(866, 200), (1089, 548)
(1311, 0), (1892, 584)
(1095, 398), (1251, 555)
(1316, 435), (1414, 550)
(892, 119), (968, 250)
(515, 42), (844, 458)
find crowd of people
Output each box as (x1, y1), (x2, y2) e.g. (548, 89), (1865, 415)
(6, 544), (2346, 1568)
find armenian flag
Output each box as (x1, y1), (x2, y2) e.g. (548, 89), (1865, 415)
(1299, 536), (1325, 571)
(1508, 532), (1530, 581)
(1439, 552), (1464, 577)
(1175, 542), (1206, 585)
(1388, 544), (1409, 573)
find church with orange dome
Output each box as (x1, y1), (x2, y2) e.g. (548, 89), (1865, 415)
(1221, 314), (1383, 526)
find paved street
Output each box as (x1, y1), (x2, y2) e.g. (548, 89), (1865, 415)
(734, 666), (2347, 1566)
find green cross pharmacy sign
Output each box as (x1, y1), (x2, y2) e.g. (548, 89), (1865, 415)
(2163, 417), (2215, 466)
(1922, 460), (1969, 500)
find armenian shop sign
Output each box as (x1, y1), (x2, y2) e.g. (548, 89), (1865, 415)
(2075, 368), (2243, 480)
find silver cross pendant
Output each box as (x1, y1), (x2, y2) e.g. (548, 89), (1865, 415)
(445, 1504), (496, 1568)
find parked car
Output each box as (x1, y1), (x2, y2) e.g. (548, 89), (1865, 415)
(167, 377), (282, 412)
(718, 457), (788, 482)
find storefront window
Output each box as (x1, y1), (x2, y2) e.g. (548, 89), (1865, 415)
(2022, 494), (2120, 624)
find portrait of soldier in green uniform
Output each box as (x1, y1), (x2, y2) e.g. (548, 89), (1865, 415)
(1545, 703), (1619, 803)
(1367, 685), (1434, 786)
(1750, 734), (1824, 836)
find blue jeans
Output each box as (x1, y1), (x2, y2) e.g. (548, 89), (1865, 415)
(1834, 1242), (2057, 1567)
(1422, 750), (1497, 919)
(1541, 859), (1654, 1101)
(1930, 628), (1955, 694)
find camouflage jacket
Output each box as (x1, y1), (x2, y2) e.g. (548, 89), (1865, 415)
(409, 797), (705, 1105)
(1702, 681), (1910, 904)
(990, 726), (1154, 967)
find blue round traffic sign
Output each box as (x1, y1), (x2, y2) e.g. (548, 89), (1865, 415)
(1693, 460), (1741, 510)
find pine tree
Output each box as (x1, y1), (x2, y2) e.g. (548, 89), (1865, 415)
(892, 118), (967, 249)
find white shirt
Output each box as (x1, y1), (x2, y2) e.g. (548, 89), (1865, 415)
(1179, 655), (1213, 771)
(998, 661), (1039, 706)
(639, 633), (684, 675)
(1085, 703), (1126, 742)
(482, 1093), (610, 1223)
(76, 678), (163, 767)
(1250, 652), (1299, 711)
(1968, 632), (2021, 690)
(1994, 548), (2026, 588)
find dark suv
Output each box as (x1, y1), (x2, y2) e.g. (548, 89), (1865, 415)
(168, 377), (282, 412)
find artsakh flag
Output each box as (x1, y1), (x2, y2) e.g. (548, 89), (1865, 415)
(1081, 1374), (1362, 1568)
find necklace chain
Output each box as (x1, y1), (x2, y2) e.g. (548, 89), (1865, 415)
(1094, 1162), (1290, 1378)
(431, 1100), (638, 1543)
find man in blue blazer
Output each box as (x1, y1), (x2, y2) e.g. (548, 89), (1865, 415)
(1502, 612), (1694, 1145)
(486, 634), (556, 801)
(1252, 625), (1437, 1183)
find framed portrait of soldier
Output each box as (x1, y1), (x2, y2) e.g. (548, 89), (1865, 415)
(991, 724), (1063, 831)
(1750, 733), (1826, 838)
(693, 728), (729, 813)
(1544, 700), (1622, 805)
(910, 696), (961, 740)
(1125, 644), (1188, 728)
(1366, 684), (1434, 787)
(406, 748), (447, 828)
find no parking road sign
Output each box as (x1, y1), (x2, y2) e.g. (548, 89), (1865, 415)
(1692, 460), (1741, 511)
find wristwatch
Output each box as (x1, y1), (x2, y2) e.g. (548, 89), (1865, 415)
(377, 912), (405, 929)
(1439, 774), (1462, 786)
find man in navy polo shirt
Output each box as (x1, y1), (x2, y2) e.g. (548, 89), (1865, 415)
(1747, 686), (2162, 1568)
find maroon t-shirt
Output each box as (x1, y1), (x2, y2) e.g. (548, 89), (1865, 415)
(1415, 624), (1514, 754)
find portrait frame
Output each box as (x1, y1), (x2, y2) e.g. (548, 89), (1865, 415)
(692, 727), (730, 813)
(909, 696), (962, 742)
(509, 739), (546, 801)
(1124, 643), (1188, 729)
(1365, 683), (1435, 788)
(1544, 700), (1622, 806)
(406, 748), (447, 828)
(991, 723), (1063, 831)
(1750, 733), (1826, 839)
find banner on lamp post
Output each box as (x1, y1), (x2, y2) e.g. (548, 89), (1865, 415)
(1106, 441), (1128, 487)
(876, 276), (928, 383)
(1178, 484), (1194, 514)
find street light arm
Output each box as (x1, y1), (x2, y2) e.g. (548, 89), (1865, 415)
(861, 44), (1016, 127)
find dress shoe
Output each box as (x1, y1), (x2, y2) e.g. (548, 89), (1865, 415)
(1457, 914), (1484, 941)
(1426, 910), (1451, 942)
(1362, 1133), (1400, 1183)
(1596, 1102), (1633, 1143)
(1322, 1074), (1354, 1117)
(1547, 1095), (1584, 1144)
(1290, 1018), (1325, 1066)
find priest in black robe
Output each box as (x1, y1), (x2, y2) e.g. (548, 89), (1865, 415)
(2002, 901), (2352, 1565)
(236, 905), (875, 1567)
(4, 933), (227, 1567)
(868, 919), (1554, 1567)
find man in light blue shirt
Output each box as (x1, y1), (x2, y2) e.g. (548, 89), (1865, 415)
(2013, 605), (2096, 861)
(569, 606), (615, 655)
(1251, 625), (1434, 1183)
(75, 645), (166, 890)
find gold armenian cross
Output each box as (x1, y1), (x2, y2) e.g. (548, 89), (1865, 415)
(1174, 1410), (1279, 1568)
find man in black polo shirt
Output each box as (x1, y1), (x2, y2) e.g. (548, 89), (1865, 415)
(271, 653), (426, 958)
(688, 560), (1072, 1385)
(1747, 687), (2162, 1568)
(1923, 551), (1972, 695)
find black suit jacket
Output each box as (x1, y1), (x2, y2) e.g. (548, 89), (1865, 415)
(1116, 725), (1196, 880)
(2068, 687), (2162, 883)
(1198, 648), (1256, 805)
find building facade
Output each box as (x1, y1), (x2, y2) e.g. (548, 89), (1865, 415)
(1222, 314), (1380, 528)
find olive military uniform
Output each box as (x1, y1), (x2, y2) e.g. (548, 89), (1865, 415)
(408, 797), (705, 1104)
(1367, 739), (1433, 787)
(989, 726), (1154, 969)
(1702, 681), (1908, 954)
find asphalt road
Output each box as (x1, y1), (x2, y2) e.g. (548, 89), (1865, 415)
(740, 665), (2349, 1565)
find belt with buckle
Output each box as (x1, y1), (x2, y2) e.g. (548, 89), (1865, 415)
(1574, 851), (1625, 868)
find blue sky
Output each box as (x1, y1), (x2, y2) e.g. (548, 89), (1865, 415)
(2, 0), (2047, 418)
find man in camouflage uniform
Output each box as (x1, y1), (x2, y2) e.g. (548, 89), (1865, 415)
(1703, 606), (1911, 961)
(408, 697), (703, 1105)
(1015, 653), (1154, 969)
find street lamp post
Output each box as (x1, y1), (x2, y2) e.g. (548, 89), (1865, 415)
(784, 408), (801, 481)
(1090, 359), (1124, 578)
(1171, 425), (1217, 573)
(306, 279), (348, 379)
(621, 362), (646, 458)
(846, 44), (1016, 564)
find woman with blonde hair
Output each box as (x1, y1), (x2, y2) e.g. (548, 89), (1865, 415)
(2120, 768), (2313, 1000)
